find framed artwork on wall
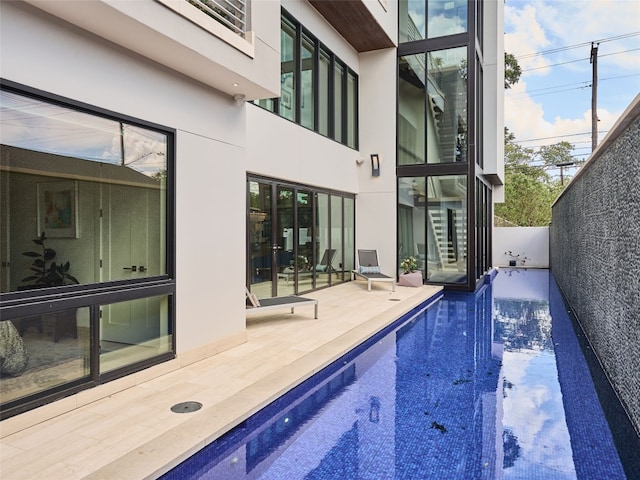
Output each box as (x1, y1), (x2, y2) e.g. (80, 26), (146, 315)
(37, 180), (78, 238)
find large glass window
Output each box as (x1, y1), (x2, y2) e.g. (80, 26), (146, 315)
(426, 175), (467, 284)
(253, 11), (358, 149)
(280, 17), (296, 122)
(301, 34), (315, 130)
(0, 84), (175, 417)
(247, 178), (354, 297)
(426, 47), (467, 163)
(318, 49), (331, 137)
(427, 0), (468, 38)
(398, 54), (426, 165)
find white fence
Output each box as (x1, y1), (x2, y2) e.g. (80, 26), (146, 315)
(493, 227), (549, 268)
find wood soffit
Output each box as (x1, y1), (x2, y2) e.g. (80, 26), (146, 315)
(308, 0), (395, 52)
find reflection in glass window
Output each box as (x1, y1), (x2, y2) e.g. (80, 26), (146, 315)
(334, 61), (344, 144)
(280, 17), (296, 122)
(398, 54), (426, 165)
(318, 49), (330, 137)
(315, 193), (329, 289)
(0, 307), (91, 405)
(426, 46), (467, 163)
(347, 71), (357, 149)
(100, 295), (172, 373)
(428, 0), (467, 38)
(426, 175), (467, 284)
(399, 0), (426, 42)
(301, 34), (315, 130)
(0, 89), (168, 294)
(398, 177), (426, 276)
(254, 12), (358, 149)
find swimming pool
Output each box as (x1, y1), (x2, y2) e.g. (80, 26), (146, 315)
(161, 270), (633, 479)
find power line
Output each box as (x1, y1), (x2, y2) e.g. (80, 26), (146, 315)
(514, 32), (640, 59)
(520, 48), (640, 72)
(512, 131), (609, 143)
(505, 74), (640, 99)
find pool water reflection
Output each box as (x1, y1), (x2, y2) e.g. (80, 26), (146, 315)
(162, 270), (627, 479)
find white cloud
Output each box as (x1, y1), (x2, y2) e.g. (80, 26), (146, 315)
(504, 0), (640, 158)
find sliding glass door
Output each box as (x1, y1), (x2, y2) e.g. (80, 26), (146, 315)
(247, 177), (354, 299)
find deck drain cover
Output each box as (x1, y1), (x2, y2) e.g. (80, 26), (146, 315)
(171, 401), (202, 413)
(389, 298), (401, 301)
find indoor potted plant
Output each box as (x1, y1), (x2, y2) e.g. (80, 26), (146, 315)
(20, 232), (79, 341)
(21, 232), (79, 288)
(399, 256), (423, 287)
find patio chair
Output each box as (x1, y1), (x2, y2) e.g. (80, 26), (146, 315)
(351, 249), (396, 292)
(315, 248), (337, 274)
(245, 287), (318, 319)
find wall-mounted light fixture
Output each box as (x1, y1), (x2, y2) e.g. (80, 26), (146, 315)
(370, 154), (380, 177)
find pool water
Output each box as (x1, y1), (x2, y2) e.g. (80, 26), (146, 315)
(161, 270), (633, 479)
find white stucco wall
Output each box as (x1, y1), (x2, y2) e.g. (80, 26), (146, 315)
(357, 48), (399, 274)
(493, 227), (549, 268)
(1, 1), (250, 355)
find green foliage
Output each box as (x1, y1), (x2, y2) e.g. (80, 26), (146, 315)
(21, 232), (79, 287)
(495, 129), (567, 226)
(400, 256), (418, 274)
(505, 52), (522, 89)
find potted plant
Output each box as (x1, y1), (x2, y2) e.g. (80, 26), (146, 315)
(21, 232), (79, 288)
(399, 256), (423, 287)
(20, 232), (80, 341)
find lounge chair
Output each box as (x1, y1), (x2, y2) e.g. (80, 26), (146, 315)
(351, 249), (396, 292)
(315, 248), (337, 274)
(245, 287), (318, 319)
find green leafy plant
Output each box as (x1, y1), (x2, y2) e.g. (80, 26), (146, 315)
(400, 256), (418, 274)
(21, 232), (79, 287)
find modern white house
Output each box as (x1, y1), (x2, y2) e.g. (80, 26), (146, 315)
(0, 0), (504, 419)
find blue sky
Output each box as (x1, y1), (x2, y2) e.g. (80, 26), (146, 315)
(504, 0), (640, 170)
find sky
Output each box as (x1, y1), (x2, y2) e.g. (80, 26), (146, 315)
(503, 0), (640, 176)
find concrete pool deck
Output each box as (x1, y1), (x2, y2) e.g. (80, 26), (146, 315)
(0, 281), (442, 479)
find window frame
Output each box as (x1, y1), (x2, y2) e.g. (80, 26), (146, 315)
(0, 79), (177, 419)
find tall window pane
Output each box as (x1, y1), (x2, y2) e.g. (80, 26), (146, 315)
(426, 46), (467, 163)
(398, 54), (426, 165)
(315, 193), (330, 289)
(428, 0), (467, 38)
(333, 61), (344, 143)
(318, 49), (330, 136)
(426, 175), (467, 284)
(347, 71), (357, 149)
(280, 17), (296, 122)
(300, 34), (315, 130)
(343, 198), (355, 278)
(398, 177), (426, 278)
(399, 0), (426, 42)
(297, 190), (313, 292)
(330, 196), (344, 283)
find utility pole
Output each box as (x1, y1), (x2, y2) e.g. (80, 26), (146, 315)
(590, 42), (599, 152)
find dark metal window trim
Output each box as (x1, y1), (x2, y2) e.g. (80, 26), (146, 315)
(246, 174), (355, 295)
(252, 9), (359, 150)
(0, 79), (177, 419)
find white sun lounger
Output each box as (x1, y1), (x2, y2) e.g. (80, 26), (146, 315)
(351, 249), (396, 292)
(245, 287), (318, 319)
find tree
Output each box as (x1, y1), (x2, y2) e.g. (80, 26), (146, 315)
(495, 129), (566, 226)
(504, 52), (521, 89)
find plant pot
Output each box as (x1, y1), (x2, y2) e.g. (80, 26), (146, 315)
(399, 271), (423, 287)
(509, 260), (517, 267)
